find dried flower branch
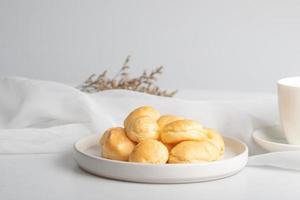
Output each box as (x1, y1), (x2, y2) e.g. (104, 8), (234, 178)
(78, 56), (177, 97)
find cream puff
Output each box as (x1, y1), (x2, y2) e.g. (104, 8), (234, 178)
(160, 120), (206, 144)
(157, 115), (184, 129)
(203, 128), (225, 156)
(100, 127), (136, 161)
(129, 139), (169, 164)
(168, 140), (220, 163)
(125, 116), (159, 142)
(124, 106), (160, 128)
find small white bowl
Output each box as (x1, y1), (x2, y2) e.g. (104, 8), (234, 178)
(253, 125), (300, 152)
(73, 134), (248, 183)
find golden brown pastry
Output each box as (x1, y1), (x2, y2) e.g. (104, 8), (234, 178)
(100, 127), (136, 161)
(160, 120), (206, 144)
(168, 141), (220, 163)
(99, 105), (226, 165)
(203, 128), (225, 156)
(157, 115), (184, 129)
(124, 106), (160, 128)
(125, 116), (159, 142)
(129, 139), (169, 164)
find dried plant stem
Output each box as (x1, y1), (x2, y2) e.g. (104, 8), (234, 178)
(78, 56), (177, 97)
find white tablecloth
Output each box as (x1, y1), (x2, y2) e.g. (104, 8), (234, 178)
(1, 77), (300, 200)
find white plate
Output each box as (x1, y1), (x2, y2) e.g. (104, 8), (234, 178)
(73, 134), (248, 183)
(253, 125), (300, 152)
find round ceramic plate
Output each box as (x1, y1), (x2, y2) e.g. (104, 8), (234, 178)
(73, 134), (248, 183)
(253, 125), (300, 152)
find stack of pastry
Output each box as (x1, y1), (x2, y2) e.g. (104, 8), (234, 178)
(100, 106), (224, 164)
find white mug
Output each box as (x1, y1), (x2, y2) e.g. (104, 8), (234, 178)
(278, 77), (300, 144)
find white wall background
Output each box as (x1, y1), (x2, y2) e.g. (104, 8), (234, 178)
(1, 0), (300, 92)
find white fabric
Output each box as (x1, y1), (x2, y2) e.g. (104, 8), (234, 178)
(0, 77), (299, 170)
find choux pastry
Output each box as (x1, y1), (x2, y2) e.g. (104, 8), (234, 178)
(160, 120), (206, 144)
(203, 128), (225, 156)
(157, 115), (184, 129)
(125, 116), (159, 142)
(129, 139), (169, 164)
(168, 141), (220, 163)
(99, 105), (226, 165)
(100, 127), (135, 161)
(124, 106), (160, 128)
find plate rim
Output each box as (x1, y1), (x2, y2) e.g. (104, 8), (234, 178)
(76, 164), (245, 183)
(73, 134), (249, 167)
(252, 125), (300, 148)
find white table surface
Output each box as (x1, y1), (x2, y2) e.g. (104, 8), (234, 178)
(1, 153), (300, 200)
(1, 90), (300, 200)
